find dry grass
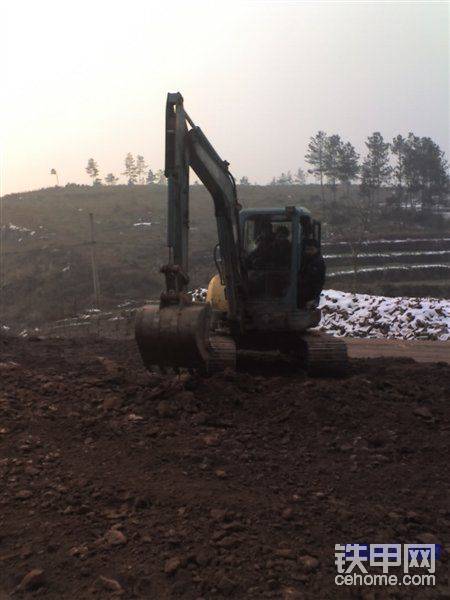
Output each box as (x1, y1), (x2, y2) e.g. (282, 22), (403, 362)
(1, 184), (446, 326)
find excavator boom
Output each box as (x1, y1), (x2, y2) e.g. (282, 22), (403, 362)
(163, 93), (245, 320)
(135, 92), (245, 371)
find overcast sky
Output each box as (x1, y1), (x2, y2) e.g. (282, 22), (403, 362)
(1, 0), (449, 194)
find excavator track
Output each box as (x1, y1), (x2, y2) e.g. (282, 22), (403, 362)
(301, 333), (349, 377)
(207, 333), (237, 374)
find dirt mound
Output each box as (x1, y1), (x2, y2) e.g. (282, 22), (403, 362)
(0, 336), (449, 598)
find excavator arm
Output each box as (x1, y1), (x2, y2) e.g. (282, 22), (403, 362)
(163, 92), (246, 322)
(135, 93), (245, 372)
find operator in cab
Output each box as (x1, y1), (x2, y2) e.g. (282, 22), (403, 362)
(247, 224), (292, 269)
(298, 239), (326, 308)
(272, 225), (292, 266)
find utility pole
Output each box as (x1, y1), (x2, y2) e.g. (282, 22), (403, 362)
(88, 213), (101, 309)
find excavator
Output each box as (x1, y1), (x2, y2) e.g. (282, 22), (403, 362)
(135, 93), (348, 376)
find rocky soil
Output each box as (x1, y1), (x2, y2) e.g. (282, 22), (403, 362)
(0, 335), (449, 599)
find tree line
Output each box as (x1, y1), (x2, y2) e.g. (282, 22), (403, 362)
(240, 131), (448, 209)
(304, 131), (448, 209)
(83, 154), (167, 187)
(50, 133), (448, 210)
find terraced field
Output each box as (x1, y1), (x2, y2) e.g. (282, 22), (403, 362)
(324, 238), (450, 298)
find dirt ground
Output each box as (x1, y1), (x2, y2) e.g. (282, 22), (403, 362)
(0, 335), (449, 599)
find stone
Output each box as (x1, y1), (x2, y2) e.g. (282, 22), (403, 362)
(164, 557), (181, 575)
(69, 545), (89, 557)
(24, 466), (40, 476)
(104, 528), (127, 546)
(217, 536), (240, 548)
(99, 576), (123, 593)
(299, 555), (319, 572)
(17, 569), (45, 591)
(203, 434), (220, 447)
(413, 406), (433, 420)
(16, 489), (33, 499)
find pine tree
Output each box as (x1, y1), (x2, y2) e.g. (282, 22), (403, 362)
(294, 167), (306, 185)
(305, 131), (327, 202)
(337, 141), (360, 195)
(154, 169), (167, 185)
(146, 169), (155, 184)
(105, 173), (119, 185)
(391, 135), (408, 207)
(402, 134), (449, 209)
(135, 155), (148, 184)
(323, 134), (343, 201)
(360, 132), (392, 203)
(122, 153), (137, 184)
(273, 171), (293, 185)
(86, 158), (99, 185)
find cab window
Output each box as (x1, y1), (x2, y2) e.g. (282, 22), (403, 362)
(243, 216), (293, 300)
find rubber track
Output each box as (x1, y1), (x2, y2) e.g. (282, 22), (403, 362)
(207, 333), (237, 374)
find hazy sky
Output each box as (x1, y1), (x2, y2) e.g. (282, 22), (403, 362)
(1, 0), (449, 194)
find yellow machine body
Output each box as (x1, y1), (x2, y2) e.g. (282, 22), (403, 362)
(206, 274), (229, 312)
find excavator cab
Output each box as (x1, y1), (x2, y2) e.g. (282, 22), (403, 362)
(241, 207), (320, 307)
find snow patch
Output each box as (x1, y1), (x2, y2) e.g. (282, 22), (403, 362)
(189, 288), (449, 341)
(319, 289), (449, 341)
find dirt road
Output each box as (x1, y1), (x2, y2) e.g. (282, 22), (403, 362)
(347, 338), (450, 364)
(0, 335), (449, 599)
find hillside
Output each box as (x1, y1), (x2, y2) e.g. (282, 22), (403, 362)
(1, 184), (448, 326)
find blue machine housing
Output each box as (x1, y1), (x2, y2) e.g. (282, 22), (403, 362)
(239, 206), (320, 311)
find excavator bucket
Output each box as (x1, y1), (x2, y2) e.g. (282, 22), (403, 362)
(135, 302), (237, 373)
(135, 303), (212, 371)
